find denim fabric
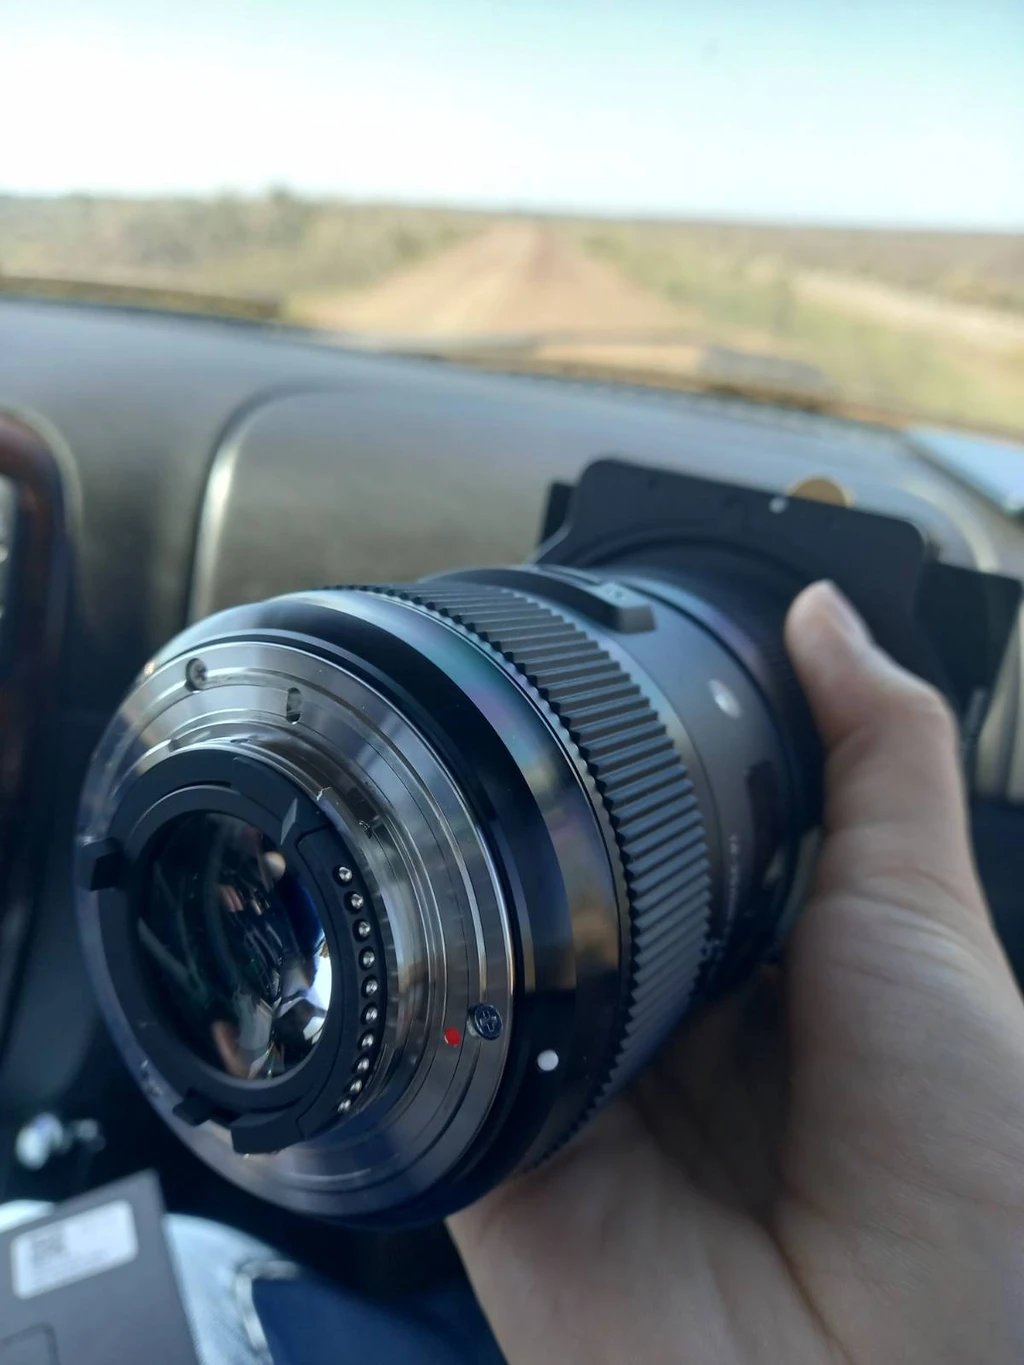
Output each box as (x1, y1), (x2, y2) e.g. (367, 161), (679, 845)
(251, 1272), (505, 1365)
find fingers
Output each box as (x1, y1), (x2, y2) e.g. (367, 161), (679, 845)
(784, 581), (986, 923)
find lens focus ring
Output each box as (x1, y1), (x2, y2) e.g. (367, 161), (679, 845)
(367, 580), (711, 1109)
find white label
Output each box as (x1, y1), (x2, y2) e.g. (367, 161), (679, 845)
(11, 1200), (138, 1299)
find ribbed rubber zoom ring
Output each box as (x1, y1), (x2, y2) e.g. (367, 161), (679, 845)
(364, 579), (711, 1109)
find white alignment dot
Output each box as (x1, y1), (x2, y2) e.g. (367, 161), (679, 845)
(536, 1049), (560, 1073)
(709, 678), (743, 720)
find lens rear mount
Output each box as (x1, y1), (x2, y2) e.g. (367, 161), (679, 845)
(77, 628), (524, 1219)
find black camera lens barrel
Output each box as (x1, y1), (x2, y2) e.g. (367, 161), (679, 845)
(77, 565), (806, 1224)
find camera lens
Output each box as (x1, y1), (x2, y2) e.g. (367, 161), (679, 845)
(77, 558), (816, 1225)
(140, 813), (332, 1081)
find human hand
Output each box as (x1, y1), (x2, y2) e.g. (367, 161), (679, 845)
(449, 581), (1024, 1364)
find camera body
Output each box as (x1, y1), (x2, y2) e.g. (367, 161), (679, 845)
(75, 459), (1020, 1225)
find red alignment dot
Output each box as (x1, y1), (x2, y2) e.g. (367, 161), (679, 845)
(443, 1026), (462, 1047)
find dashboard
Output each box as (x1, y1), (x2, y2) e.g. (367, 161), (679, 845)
(2, 294), (1024, 1184)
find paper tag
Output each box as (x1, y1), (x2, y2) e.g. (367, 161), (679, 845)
(11, 1200), (138, 1300)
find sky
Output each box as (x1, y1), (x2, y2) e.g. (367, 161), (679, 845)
(3, 0), (1023, 228)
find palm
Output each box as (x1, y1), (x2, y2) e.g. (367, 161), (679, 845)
(454, 878), (1024, 1365)
(455, 973), (818, 1365)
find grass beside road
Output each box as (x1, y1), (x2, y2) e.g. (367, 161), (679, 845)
(572, 222), (1024, 434)
(0, 193), (483, 301)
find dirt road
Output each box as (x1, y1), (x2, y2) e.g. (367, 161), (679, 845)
(297, 221), (684, 338)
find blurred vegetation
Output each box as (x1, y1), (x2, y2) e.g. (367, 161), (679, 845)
(572, 221), (1024, 433)
(0, 191), (482, 300)
(6, 193), (1021, 313)
(572, 219), (1024, 314)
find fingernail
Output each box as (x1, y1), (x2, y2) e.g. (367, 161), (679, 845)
(817, 581), (871, 645)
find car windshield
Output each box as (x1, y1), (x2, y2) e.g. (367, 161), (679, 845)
(3, 3), (1022, 436)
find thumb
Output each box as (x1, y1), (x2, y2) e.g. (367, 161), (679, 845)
(784, 580), (990, 935)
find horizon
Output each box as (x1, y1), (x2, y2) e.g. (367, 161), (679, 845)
(2, 190), (1020, 239)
